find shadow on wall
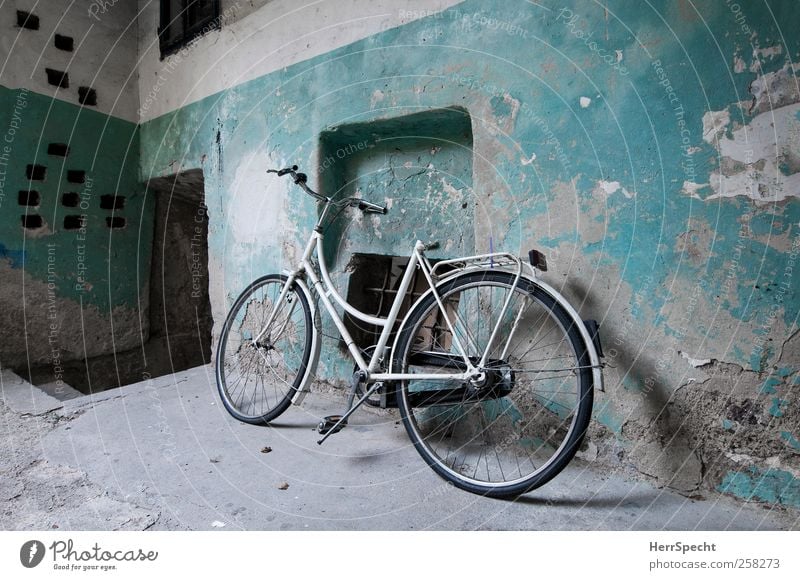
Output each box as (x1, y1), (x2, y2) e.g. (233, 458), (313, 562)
(565, 277), (704, 494)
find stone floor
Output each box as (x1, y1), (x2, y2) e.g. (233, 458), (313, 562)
(1, 365), (797, 530)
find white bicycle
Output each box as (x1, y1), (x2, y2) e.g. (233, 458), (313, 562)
(215, 165), (605, 497)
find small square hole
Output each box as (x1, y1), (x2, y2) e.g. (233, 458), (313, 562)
(21, 215), (43, 229)
(67, 170), (85, 183)
(48, 143), (70, 157)
(62, 192), (80, 207)
(17, 11), (39, 30)
(54, 34), (73, 51)
(100, 195), (125, 210)
(18, 190), (40, 206)
(106, 216), (126, 229)
(26, 164), (46, 180)
(63, 215), (85, 230)
(45, 68), (69, 88)
(78, 87), (97, 106)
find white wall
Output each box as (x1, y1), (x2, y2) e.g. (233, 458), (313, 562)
(136, 0), (463, 122)
(0, 0), (140, 122)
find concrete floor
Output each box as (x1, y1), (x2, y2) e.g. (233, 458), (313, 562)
(1, 365), (797, 531)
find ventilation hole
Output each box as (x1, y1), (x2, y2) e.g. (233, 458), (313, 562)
(106, 216), (126, 229)
(45, 68), (69, 88)
(78, 87), (97, 106)
(63, 215), (85, 230)
(21, 215), (43, 229)
(62, 192), (80, 207)
(54, 34), (73, 51)
(26, 164), (46, 180)
(100, 194), (125, 210)
(67, 170), (85, 183)
(17, 11), (39, 30)
(18, 190), (40, 206)
(48, 143), (69, 157)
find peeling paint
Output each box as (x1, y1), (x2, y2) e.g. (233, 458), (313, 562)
(680, 351), (712, 368)
(701, 109), (730, 143)
(748, 63), (799, 115)
(705, 103), (800, 202)
(781, 431), (800, 451)
(681, 180), (708, 198)
(769, 398), (786, 418)
(718, 466), (800, 508)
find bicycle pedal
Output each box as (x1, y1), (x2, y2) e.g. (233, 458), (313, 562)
(317, 415), (347, 435)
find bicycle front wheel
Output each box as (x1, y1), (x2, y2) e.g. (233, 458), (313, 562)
(215, 274), (313, 424)
(393, 271), (594, 497)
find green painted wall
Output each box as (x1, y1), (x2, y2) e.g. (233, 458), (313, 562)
(146, 0), (800, 505)
(0, 85), (153, 367)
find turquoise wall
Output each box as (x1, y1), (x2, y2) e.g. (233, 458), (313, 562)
(0, 85), (153, 366)
(136, 0), (797, 505)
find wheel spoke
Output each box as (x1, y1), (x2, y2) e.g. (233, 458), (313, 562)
(397, 273), (593, 496)
(216, 277), (313, 423)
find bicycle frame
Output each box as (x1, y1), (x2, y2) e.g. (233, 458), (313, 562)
(221, 166), (605, 485)
(252, 199), (524, 386)
(247, 168), (604, 417)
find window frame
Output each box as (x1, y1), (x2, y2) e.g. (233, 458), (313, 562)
(158, 0), (221, 59)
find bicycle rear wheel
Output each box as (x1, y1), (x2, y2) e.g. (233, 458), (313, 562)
(393, 270), (594, 497)
(215, 274), (313, 424)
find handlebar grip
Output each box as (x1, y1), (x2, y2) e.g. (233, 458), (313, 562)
(358, 201), (387, 214)
(268, 165), (298, 176)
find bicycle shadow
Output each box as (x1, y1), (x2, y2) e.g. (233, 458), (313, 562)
(507, 488), (658, 509)
(564, 277), (702, 494)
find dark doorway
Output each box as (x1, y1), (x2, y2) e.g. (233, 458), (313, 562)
(19, 170), (213, 394)
(146, 169), (213, 372)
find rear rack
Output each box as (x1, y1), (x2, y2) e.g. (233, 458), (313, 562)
(429, 252), (535, 281)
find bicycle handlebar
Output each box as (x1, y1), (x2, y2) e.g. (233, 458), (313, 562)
(267, 165), (297, 177)
(268, 165), (388, 214)
(355, 200), (388, 215)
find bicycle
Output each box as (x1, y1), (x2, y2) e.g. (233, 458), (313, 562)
(215, 165), (605, 498)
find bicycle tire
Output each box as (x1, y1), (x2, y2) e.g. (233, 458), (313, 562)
(393, 270), (594, 497)
(215, 274), (313, 424)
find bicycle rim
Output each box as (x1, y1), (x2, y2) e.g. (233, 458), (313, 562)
(216, 275), (312, 423)
(395, 272), (593, 495)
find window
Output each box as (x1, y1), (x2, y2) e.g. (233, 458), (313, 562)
(158, 0), (220, 58)
(343, 254), (455, 351)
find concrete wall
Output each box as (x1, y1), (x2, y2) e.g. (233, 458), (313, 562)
(0, 1), (152, 371)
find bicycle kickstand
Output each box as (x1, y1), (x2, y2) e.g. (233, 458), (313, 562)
(317, 370), (381, 445)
